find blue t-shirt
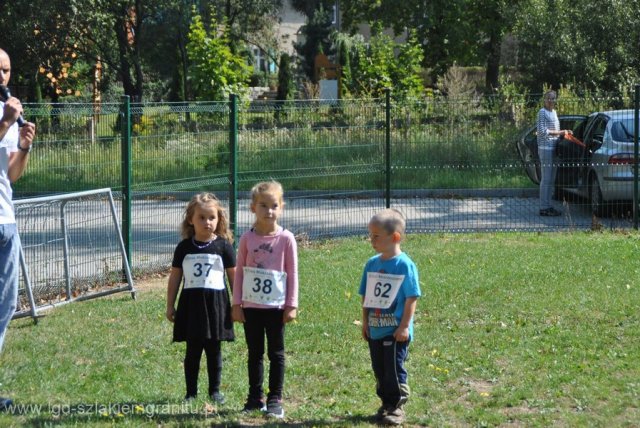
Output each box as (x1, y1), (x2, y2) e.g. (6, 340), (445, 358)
(358, 252), (421, 340)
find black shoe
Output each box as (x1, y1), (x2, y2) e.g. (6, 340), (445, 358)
(540, 207), (562, 217)
(266, 397), (284, 419)
(210, 392), (225, 404)
(0, 397), (12, 412)
(242, 397), (266, 412)
(184, 394), (197, 402)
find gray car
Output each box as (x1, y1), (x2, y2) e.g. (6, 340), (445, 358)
(516, 110), (639, 216)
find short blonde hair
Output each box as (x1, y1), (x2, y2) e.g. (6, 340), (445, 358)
(250, 181), (284, 204)
(369, 209), (406, 236)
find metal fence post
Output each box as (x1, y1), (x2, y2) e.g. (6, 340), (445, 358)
(229, 94), (239, 244)
(634, 85), (639, 229)
(120, 95), (132, 268)
(385, 88), (391, 209)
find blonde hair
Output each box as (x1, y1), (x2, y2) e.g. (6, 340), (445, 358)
(181, 192), (233, 243)
(250, 181), (284, 205)
(369, 209), (406, 236)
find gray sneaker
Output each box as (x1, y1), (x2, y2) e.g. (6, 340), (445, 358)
(382, 406), (405, 426)
(375, 405), (388, 422)
(266, 397), (284, 419)
(210, 392), (225, 404)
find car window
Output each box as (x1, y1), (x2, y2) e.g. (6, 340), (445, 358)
(559, 118), (582, 131)
(572, 120), (588, 140)
(611, 118), (635, 142)
(524, 127), (536, 144)
(586, 116), (608, 144)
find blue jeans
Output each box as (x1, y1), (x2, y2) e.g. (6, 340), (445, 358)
(539, 147), (558, 210)
(0, 223), (20, 353)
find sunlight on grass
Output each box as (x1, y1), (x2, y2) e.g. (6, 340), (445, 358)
(1, 232), (639, 426)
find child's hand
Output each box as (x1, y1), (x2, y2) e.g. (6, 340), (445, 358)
(283, 307), (297, 323)
(166, 307), (175, 323)
(362, 324), (369, 341)
(393, 326), (409, 342)
(231, 305), (245, 323)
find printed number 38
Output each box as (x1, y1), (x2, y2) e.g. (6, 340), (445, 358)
(374, 282), (391, 298)
(253, 277), (273, 294)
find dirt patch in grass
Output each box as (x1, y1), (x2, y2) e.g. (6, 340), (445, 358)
(132, 272), (169, 293)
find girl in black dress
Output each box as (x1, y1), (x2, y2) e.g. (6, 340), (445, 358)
(166, 193), (235, 403)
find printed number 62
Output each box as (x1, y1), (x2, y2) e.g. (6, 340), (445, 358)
(374, 282), (391, 298)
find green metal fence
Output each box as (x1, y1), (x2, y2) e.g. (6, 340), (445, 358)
(15, 90), (640, 275)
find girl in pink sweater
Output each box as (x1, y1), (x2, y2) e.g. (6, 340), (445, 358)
(232, 181), (298, 419)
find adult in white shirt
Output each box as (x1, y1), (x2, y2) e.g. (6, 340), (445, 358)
(0, 48), (36, 411)
(536, 90), (572, 216)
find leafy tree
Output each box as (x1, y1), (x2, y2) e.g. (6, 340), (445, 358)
(348, 25), (424, 100)
(186, 11), (252, 100)
(0, 0), (83, 101)
(468, 0), (521, 91)
(332, 32), (361, 98)
(340, 0), (478, 81)
(514, 0), (640, 93)
(289, 0), (334, 19)
(293, 4), (335, 81)
(276, 53), (294, 100)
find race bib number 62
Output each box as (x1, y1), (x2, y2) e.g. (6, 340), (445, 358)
(242, 266), (287, 306)
(363, 272), (404, 309)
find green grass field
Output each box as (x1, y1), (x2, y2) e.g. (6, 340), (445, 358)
(1, 232), (639, 427)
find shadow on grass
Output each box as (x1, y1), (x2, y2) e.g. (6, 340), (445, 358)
(8, 400), (378, 427)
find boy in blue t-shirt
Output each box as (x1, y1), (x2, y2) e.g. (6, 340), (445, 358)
(359, 209), (421, 426)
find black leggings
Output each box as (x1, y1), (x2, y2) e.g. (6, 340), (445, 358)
(243, 308), (285, 400)
(184, 339), (222, 397)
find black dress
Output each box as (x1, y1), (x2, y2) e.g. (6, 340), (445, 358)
(172, 237), (235, 342)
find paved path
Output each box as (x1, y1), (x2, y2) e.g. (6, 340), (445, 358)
(13, 194), (634, 314)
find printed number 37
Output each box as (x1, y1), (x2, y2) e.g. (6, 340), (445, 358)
(253, 277), (273, 294)
(193, 263), (213, 277)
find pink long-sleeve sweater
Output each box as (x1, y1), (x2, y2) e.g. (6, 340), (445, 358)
(233, 227), (298, 309)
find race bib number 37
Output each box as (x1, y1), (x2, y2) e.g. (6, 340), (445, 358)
(183, 254), (226, 290)
(363, 272), (405, 309)
(242, 267), (287, 306)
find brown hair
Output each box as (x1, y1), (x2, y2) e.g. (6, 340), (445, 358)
(181, 193), (233, 243)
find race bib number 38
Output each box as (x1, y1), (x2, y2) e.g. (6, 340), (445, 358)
(242, 266), (287, 306)
(363, 272), (405, 309)
(182, 254), (226, 290)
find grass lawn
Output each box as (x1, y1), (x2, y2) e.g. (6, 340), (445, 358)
(1, 232), (639, 427)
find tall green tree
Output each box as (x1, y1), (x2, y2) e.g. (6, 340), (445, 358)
(186, 11), (252, 100)
(293, 3), (336, 81)
(346, 25), (424, 99)
(340, 0), (479, 80)
(0, 0), (81, 100)
(514, 0), (640, 92)
(468, 0), (521, 91)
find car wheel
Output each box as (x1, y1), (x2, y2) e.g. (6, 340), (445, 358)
(590, 175), (607, 217)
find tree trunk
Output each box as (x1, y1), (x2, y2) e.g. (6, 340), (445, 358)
(485, 32), (502, 92)
(114, 3), (143, 102)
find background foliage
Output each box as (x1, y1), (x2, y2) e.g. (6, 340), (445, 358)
(0, 0), (638, 102)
